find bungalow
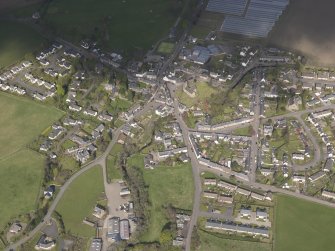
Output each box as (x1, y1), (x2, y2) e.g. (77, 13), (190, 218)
(240, 208), (252, 218)
(144, 154), (155, 169)
(217, 195), (233, 204)
(292, 175), (306, 183)
(236, 187), (251, 197)
(256, 210), (268, 220)
(204, 178), (217, 186)
(217, 181), (237, 191)
(250, 192), (264, 201)
(93, 205), (106, 219)
(44, 185), (55, 199)
(203, 192), (218, 200)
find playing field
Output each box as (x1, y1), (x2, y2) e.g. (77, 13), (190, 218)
(128, 155), (194, 242)
(56, 166), (104, 237)
(0, 149), (45, 230)
(157, 42), (175, 54)
(275, 195), (335, 251)
(197, 230), (271, 251)
(0, 20), (45, 69)
(41, 0), (184, 53)
(0, 92), (64, 158)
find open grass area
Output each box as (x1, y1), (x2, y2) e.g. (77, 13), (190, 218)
(157, 42), (175, 54)
(197, 230), (271, 251)
(0, 20), (45, 69)
(128, 154), (194, 242)
(275, 195), (335, 251)
(0, 92), (64, 158)
(41, 0), (184, 53)
(176, 82), (217, 109)
(0, 149), (45, 230)
(106, 144), (123, 182)
(56, 166), (104, 237)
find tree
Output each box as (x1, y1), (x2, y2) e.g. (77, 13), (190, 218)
(159, 229), (173, 246)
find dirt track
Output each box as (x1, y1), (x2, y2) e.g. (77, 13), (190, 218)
(268, 0), (335, 66)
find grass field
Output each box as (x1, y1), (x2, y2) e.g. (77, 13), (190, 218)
(56, 166), (104, 237)
(0, 20), (45, 69)
(40, 0), (184, 53)
(106, 144), (123, 182)
(0, 149), (45, 230)
(157, 42), (175, 54)
(0, 92), (63, 230)
(197, 230), (271, 251)
(128, 154), (194, 242)
(176, 82), (217, 108)
(275, 195), (335, 251)
(0, 92), (64, 158)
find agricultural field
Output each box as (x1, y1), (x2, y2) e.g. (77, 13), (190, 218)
(0, 92), (64, 158)
(0, 0), (43, 12)
(0, 149), (45, 230)
(39, 0), (185, 53)
(0, 92), (63, 230)
(56, 166), (104, 237)
(0, 20), (45, 69)
(128, 154), (194, 242)
(196, 230), (271, 251)
(275, 195), (335, 251)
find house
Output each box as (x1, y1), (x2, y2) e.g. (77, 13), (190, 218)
(40, 140), (52, 152)
(308, 171), (327, 183)
(292, 175), (306, 183)
(120, 219), (130, 240)
(144, 154), (155, 169)
(240, 209), (252, 218)
(292, 153), (305, 160)
(98, 113), (113, 122)
(179, 153), (190, 163)
(236, 187), (251, 197)
(35, 234), (56, 250)
(263, 125), (273, 137)
(322, 190), (335, 200)
(218, 196), (233, 204)
(93, 205), (106, 219)
(256, 210), (268, 220)
(217, 181), (237, 191)
(44, 185), (55, 199)
(69, 103), (82, 112)
(250, 192), (264, 201)
(301, 70), (315, 79)
(83, 109), (98, 117)
(203, 192), (218, 199)
(9, 222), (22, 234)
(204, 178), (217, 186)
(117, 133), (127, 145)
(323, 158), (334, 172)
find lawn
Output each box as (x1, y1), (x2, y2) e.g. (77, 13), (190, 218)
(176, 82), (217, 108)
(157, 42), (175, 54)
(56, 166), (104, 237)
(128, 155), (194, 242)
(41, 0), (185, 53)
(196, 230), (271, 251)
(0, 20), (45, 69)
(0, 92), (64, 159)
(0, 149), (45, 230)
(275, 195), (335, 251)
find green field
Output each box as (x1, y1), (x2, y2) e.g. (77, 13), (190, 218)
(275, 195), (335, 251)
(106, 144), (123, 182)
(0, 92), (64, 158)
(0, 149), (45, 230)
(128, 155), (194, 241)
(197, 230), (271, 251)
(0, 20), (45, 69)
(176, 82), (217, 108)
(40, 0), (184, 53)
(0, 93), (63, 230)
(157, 42), (175, 54)
(56, 166), (104, 237)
